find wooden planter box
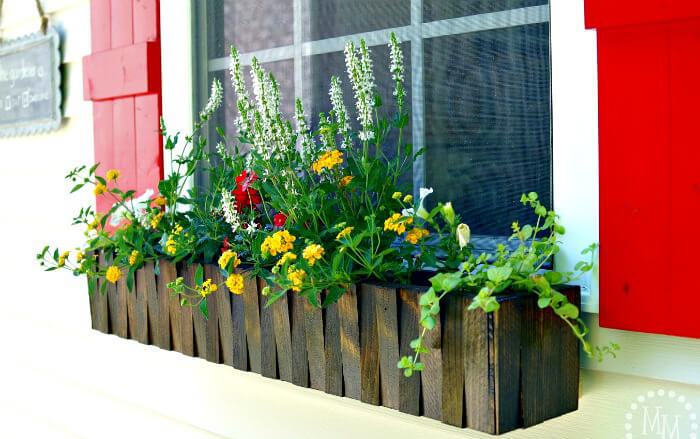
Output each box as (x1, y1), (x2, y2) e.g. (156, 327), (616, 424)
(88, 259), (580, 435)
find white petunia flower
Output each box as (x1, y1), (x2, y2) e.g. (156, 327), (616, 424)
(417, 187), (433, 219)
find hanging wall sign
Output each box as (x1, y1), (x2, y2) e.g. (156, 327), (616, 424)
(0, 28), (61, 137)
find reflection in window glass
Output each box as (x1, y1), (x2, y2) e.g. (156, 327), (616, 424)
(302, 0), (410, 42)
(423, 0), (548, 22)
(424, 24), (551, 237)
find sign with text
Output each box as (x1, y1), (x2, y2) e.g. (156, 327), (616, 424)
(0, 29), (61, 137)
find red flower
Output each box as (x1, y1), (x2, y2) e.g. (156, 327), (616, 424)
(273, 213), (287, 227)
(221, 237), (231, 254)
(232, 170), (261, 211)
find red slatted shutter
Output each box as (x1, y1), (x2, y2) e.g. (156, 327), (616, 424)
(585, 0), (700, 338)
(83, 0), (163, 216)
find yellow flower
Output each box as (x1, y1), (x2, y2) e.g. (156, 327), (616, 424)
(312, 150), (344, 174)
(276, 252), (297, 266)
(150, 212), (163, 229)
(405, 228), (430, 245)
(261, 230), (296, 257)
(219, 250), (241, 271)
(106, 266), (121, 284)
(384, 213), (413, 235)
(340, 175), (354, 187)
(93, 183), (107, 196)
(106, 169), (120, 182)
(199, 278), (218, 298)
(226, 273), (244, 295)
(153, 196), (167, 207)
(87, 215), (101, 231)
(302, 243), (325, 266)
(392, 191), (402, 200)
(336, 226), (354, 240)
(57, 250), (70, 267)
(287, 266), (306, 292)
(76, 251), (85, 262)
(128, 250), (139, 266)
(403, 194), (413, 203)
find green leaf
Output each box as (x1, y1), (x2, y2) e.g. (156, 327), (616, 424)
(537, 297), (551, 308)
(195, 265), (204, 286)
(199, 298), (209, 320)
(556, 303), (579, 319)
(420, 315), (436, 330)
(487, 266), (512, 284)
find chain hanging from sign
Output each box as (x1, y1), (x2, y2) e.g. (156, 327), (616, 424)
(0, 0), (62, 137)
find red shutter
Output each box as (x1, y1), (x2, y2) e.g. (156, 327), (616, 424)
(83, 0), (163, 216)
(585, 0), (700, 338)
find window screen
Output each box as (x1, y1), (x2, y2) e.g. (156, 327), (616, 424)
(198, 0), (551, 248)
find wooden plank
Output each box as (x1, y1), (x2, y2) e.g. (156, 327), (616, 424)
(338, 285), (360, 400)
(441, 294), (464, 428)
(324, 300), (343, 396)
(463, 298), (493, 432)
(242, 270), (262, 374)
(271, 292), (293, 383)
(176, 263), (194, 357)
(143, 260), (160, 346)
(216, 271), (235, 367)
(359, 284), (380, 405)
(131, 263), (150, 344)
(258, 277), (278, 379)
(398, 288), (420, 416)
(89, 0), (111, 52)
(304, 299), (326, 391)
(132, 0), (159, 43)
(374, 284), (400, 410)
(110, 267), (129, 338)
(230, 283), (248, 370)
(134, 93), (163, 192)
(92, 252), (109, 333)
(112, 97), (138, 205)
(104, 254), (118, 335)
(159, 260), (181, 352)
(110, 0), (133, 48)
(420, 290), (442, 420)
(83, 43), (160, 101)
(203, 265), (220, 364)
(154, 260), (172, 350)
(493, 298), (522, 434)
(188, 264), (208, 359)
(290, 293), (308, 387)
(91, 101), (114, 215)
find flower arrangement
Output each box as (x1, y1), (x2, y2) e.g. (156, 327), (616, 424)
(39, 33), (617, 370)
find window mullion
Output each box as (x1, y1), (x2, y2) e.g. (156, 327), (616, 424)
(410, 0), (425, 198)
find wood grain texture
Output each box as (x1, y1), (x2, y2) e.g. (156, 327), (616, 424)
(442, 293), (465, 428)
(153, 260), (172, 350)
(109, 267), (129, 338)
(230, 282), (248, 371)
(176, 262), (194, 357)
(188, 264), (208, 359)
(374, 284), (400, 410)
(159, 261), (180, 352)
(258, 277), (278, 379)
(304, 299), (326, 391)
(338, 285), (360, 400)
(91, 253), (110, 333)
(271, 292), (293, 383)
(211, 265), (235, 366)
(463, 299), (493, 433)
(493, 297), (522, 434)
(142, 261), (161, 347)
(398, 288), (421, 416)
(131, 262), (150, 344)
(102, 253), (118, 335)
(420, 289), (443, 420)
(242, 270), (262, 374)
(359, 284), (380, 405)
(290, 293), (309, 387)
(324, 300), (343, 396)
(203, 265), (220, 364)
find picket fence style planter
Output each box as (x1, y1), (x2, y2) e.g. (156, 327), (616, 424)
(88, 258), (580, 435)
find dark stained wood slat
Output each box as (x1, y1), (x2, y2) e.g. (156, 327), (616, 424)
(290, 293), (309, 387)
(242, 270), (262, 374)
(143, 261), (161, 346)
(271, 292), (294, 383)
(420, 290), (443, 421)
(159, 260), (181, 352)
(93, 252), (109, 333)
(109, 266), (128, 338)
(304, 299), (326, 391)
(230, 283), (248, 370)
(493, 298), (522, 434)
(398, 288), (421, 416)
(463, 298), (492, 433)
(216, 271), (235, 368)
(176, 262), (195, 357)
(131, 263), (150, 344)
(203, 265), (220, 364)
(154, 260), (172, 350)
(359, 284), (380, 405)
(188, 264), (208, 359)
(374, 284), (400, 410)
(442, 293), (465, 428)
(338, 285), (360, 400)
(324, 300), (343, 396)
(103, 253), (118, 335)
(258, 277), (278, 379)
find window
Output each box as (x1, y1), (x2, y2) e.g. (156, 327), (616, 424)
(196, 0), (551, 250)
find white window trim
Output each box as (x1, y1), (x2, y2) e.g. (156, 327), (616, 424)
(164, 0), (602, 313)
